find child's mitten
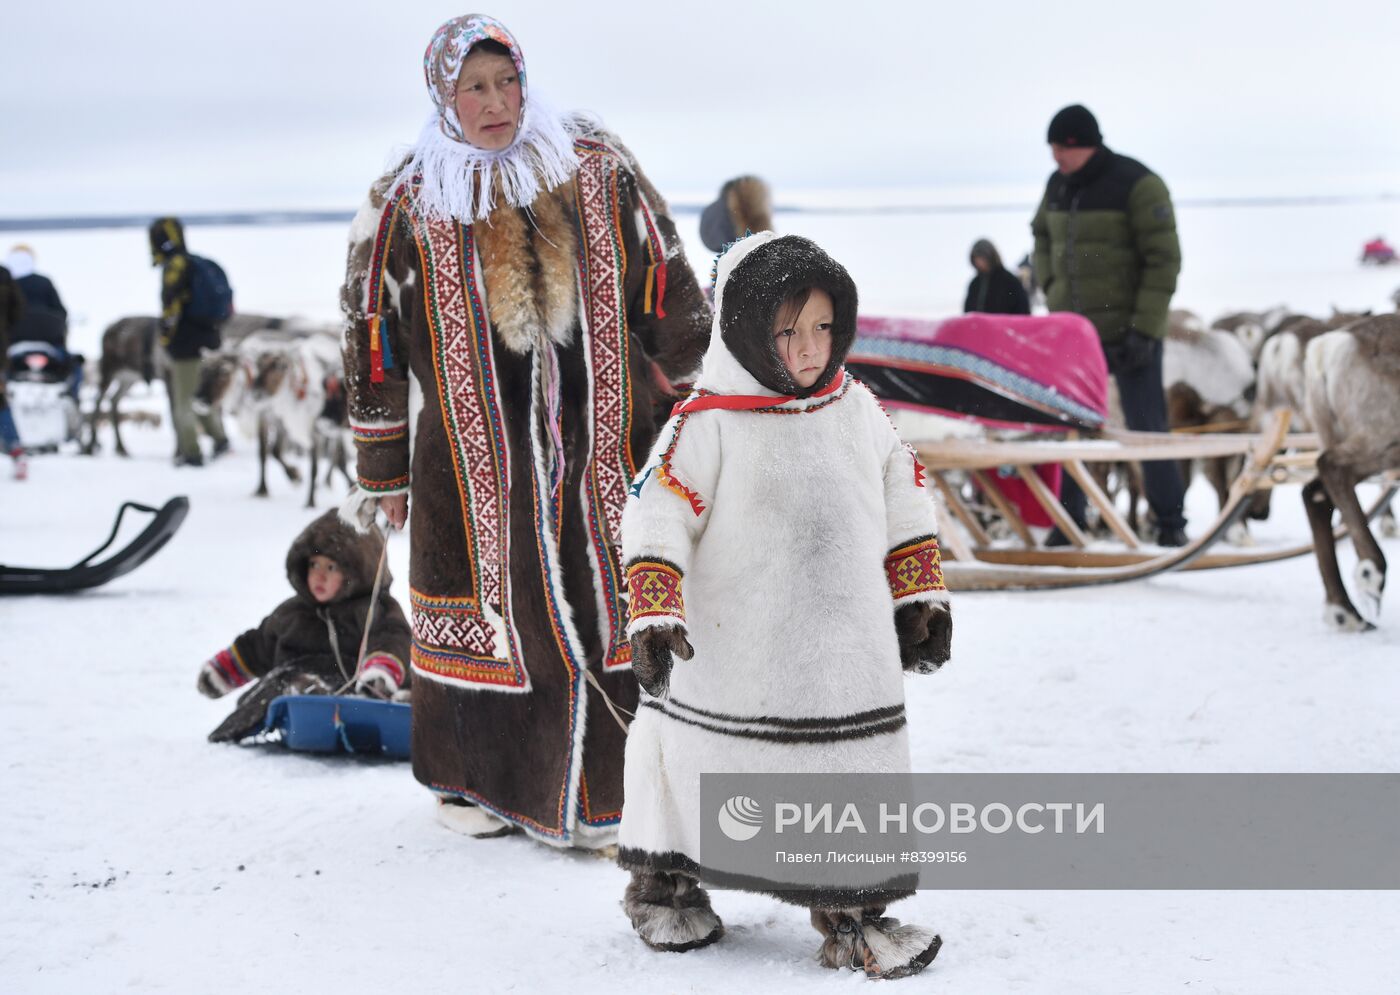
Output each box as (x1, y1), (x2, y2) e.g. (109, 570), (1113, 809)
(630, 625), (694, 698)
(196, 650), (248, 699)
(354, 655), (405, 699)
(894, 601), (952, 674)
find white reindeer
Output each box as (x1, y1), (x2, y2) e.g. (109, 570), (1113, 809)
(1299, 314), (1400, 630)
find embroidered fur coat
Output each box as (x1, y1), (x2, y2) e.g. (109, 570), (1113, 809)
(340, 127), (710, 847)
(615, 233), (950, 900)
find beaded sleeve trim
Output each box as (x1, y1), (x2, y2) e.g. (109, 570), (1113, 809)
(884, 535), (947, 601)
(626, 559), (686, 626)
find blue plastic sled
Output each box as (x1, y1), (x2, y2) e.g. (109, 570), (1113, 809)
(263, 695), (411, 760)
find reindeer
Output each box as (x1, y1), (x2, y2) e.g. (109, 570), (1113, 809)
(1086, 310), (1258, 543)
(1252, 310), (1385, 528)
(1211, 306), (1292, 363)
(1162, 315), (1259, 539)
(84, 313), (285, 456)
(1298, 313), (1400, 630)
(83, 316), (162, 456)
(235, 330), (345, 507)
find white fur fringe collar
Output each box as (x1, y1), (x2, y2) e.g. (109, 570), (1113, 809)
(393, 97), (579, 224)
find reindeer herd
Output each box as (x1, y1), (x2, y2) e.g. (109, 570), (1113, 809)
(1163, 304), (1400, 630)
(83, 313), (353, 508)
(77, 297), (1400, 630)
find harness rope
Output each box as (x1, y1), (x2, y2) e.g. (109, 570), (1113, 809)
(333, 523), (391, 695)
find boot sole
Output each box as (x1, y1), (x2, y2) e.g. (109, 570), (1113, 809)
(641, 922), (724, 953)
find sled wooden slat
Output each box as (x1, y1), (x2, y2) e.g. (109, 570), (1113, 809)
(927, 489), (976, 562)
(931, 411), (1295, 591)
(914, 431), (1283, 472)
(1063, 459), (1141, 548)
(965, 483), (1396, 574)
(930, 471), (990, 547)
(969, 470), (1035, 548)
(1016, 465), (1087, 548)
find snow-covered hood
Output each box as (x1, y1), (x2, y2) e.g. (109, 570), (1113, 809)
(694, 231), (858, 406)
(285, 510), (392, 604)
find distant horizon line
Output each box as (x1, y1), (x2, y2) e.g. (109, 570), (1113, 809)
(3, 191), (1396, 233)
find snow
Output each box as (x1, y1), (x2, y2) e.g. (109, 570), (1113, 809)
(3, 206), (1400, 993)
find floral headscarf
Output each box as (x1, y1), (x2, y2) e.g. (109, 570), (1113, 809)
(424, 14), (527, 144)
(395, 14), (579, 223)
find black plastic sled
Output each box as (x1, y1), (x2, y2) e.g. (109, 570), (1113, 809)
(0, 497), (189, 595)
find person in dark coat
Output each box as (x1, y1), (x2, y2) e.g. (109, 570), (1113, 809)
(0, 264), (27, 478)
(4, 246), (68, 349)
(6, 245), (82, 400)
(149, 217), (229, 466)
(699, 175), (774, 253)
(196, 510), (412, 742)
(963, 239), (1030, 315)
(341, 14), (712, 846)
(1031, 104), (1187, 546)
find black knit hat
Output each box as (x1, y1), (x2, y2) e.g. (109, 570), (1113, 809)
(1047, 105), (1102, 147)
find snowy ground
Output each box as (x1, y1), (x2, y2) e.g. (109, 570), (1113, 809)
(3, 208), (1400, 993)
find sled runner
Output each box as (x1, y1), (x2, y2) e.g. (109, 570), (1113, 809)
(262, 695), (411, 759)
(0, 496), (189, 595)
(849, 315), (1396, 591)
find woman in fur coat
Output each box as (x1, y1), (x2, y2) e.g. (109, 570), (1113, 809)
(616, 232), (953, 979)
(197, 510), (411, 742)
(340, 14), (710, 846)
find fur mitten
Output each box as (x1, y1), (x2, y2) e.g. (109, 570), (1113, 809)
(354, 654), (404, 699)
(197, 662), (232, 699)
(894, 601), (952, 673)
(629, 625), (694, 698)
(196, 649), (250, 698)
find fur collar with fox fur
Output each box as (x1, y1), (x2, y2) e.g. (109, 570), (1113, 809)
(473, 179), (579, 354)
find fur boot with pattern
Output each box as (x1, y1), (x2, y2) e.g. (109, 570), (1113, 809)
(623, 869), (724, 952)
(811, 906), (942, 980)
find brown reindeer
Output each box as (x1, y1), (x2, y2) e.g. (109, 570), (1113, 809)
(83, 316), (161, 456)
(1299, 313), (1400, 630)
(84, 313), (285, 456)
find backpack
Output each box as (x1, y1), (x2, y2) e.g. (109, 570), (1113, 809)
(186, 255), (234, 322)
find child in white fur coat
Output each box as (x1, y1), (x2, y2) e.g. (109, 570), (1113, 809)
(616, 232), (952, 980)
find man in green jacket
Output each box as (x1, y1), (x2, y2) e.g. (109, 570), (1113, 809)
(1031, 104), (1187, 546)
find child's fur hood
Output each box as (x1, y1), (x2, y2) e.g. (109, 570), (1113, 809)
(285, 511), (390, 604)
(703, 232), (858, 398)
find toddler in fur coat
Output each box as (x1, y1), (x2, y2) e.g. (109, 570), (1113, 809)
(616, 232), (952, 979)
(195, 510), (412, 743)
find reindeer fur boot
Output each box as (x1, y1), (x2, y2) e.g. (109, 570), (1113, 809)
(435, 797), (519, 839)
(623, 869), (724, 952)
(812, 907), (942, 980)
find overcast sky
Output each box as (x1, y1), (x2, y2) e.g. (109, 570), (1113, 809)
(3, 0), (1398, 217)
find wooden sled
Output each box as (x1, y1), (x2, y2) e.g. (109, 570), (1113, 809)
(911, 411), (1397, 591)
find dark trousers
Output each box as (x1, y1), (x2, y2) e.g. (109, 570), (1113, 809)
(1061, 337), (1186, 532)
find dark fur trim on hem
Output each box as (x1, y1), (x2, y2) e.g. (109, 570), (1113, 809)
(641, 700), (906, 744)
(887, 533), (939, 557)
(617, 847), (916, 909)
(623, 554), (686, 575)
(666, 697), (905, 731)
